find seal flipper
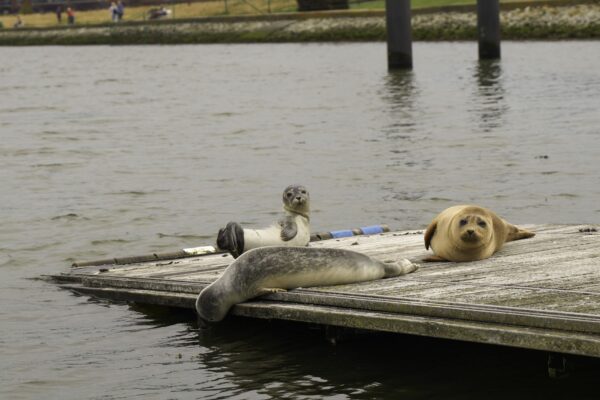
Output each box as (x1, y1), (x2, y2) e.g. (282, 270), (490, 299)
(279, 215), (298, 241)
(216, 222), (245, 258)
(504, 222), (535, 242)
(424, 220), (437, 250)
(382, 258), (419, 276)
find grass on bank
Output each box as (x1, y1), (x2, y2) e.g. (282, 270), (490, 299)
(0, 0), (563, 29)
(353, 0), (566, 10)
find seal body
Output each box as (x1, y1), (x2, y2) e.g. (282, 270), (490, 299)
(196, 246), (418, 322)
(216, 185), (310, 258)
(423, 205), (535, 262)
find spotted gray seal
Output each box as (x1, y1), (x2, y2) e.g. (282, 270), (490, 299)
(216, 185), (310, 258)
(423, 205), (535, 262)
(195, 246), (418, 323)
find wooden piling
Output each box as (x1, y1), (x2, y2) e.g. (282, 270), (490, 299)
(477, 0), (501, 59)
(385, 0), (413, 69)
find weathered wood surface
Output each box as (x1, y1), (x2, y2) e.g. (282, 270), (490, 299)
(51, 224), (600, 357)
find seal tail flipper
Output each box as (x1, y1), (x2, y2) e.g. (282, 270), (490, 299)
(382, 258), (419, 277)
(505, 223), (536, 242)
(397, 259), (419, 275)
(216, 222), (245, 258)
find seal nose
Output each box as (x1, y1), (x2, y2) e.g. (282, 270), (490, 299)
(296, 196), (303, 201)
(467, 229), (475, 236)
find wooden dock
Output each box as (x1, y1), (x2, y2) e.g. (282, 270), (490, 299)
(50, 224), (600, 358)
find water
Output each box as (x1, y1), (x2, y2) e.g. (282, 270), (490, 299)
(1, 42), (599, 399)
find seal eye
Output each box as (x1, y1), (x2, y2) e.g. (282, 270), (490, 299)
(301, 190), (307, 195)
(286, 192), (293, 198)
(478, 221), (487, 228)
(459, 219), (468, 226)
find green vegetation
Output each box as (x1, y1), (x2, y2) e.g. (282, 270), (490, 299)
(1, 17), (599, 46)
(0, 0), (560, 29)
(0, 0), (297, 28)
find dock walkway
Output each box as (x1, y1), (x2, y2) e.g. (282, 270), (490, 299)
(51, 224), (600, 358)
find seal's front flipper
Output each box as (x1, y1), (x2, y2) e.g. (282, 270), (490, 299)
(422, 255), (448, 262)
(424, 220), (437, 250)
(279, 215), (298, 241)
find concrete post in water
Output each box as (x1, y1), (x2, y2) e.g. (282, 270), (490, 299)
(385, 0), (412, 69)
(477, 0), (501, 59)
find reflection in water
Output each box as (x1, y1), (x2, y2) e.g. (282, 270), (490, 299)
(380, 70), (420, 154)
(382, 70), (418, 130)
(379, 70), (430, 209)
(472, 59), (508, 132)
(195, 318), (600, 400)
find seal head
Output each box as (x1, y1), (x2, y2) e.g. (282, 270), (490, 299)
(450, 209), (494, 249)
(282, 184), (310, 220)
(196, 282), (238, 325)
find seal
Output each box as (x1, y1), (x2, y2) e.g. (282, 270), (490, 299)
(216, 185), (310, 258)
(423, 205), (535, 262)
(196, 246), (418, 323)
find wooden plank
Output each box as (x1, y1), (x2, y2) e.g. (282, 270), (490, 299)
(52, 274), (600, 334)
(57, 283), (600, 358)
(236, 303), (600, 358)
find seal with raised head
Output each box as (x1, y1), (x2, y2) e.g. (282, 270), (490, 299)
(423, 205), (535, 262)
(196, 246), (418, 323)
(216, 185), (310, 258)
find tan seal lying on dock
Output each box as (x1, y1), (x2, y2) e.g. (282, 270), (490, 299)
(216, 185), (311, 258)
(195, 246), (418, 323)
(423, 205), (535, 262)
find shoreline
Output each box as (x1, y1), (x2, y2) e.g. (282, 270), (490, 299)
(1, 3), (600, 45)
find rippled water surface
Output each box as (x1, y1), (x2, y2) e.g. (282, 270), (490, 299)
(1, 42), (599, 399)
